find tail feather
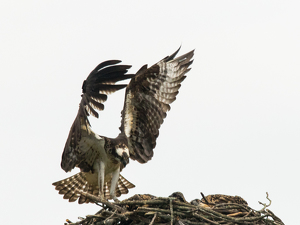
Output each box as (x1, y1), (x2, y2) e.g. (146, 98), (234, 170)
(52, 172), (135, 204)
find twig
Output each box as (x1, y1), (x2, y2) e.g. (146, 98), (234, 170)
(172, 205), (198, 212)
(200, 192), (216, 207)
(82, 192), (126, 213)
(196, 206), (268, 223)
(170, 198), (174, 225)
(137, 206), (185, 216)
(266, 209), (285, 225)
(172, 200), (198, 208)
(149, 213), (157, 225)
(192, 212), (219, 225)
(243, 210), (253, 218)
(103, 209), (117, 223)
(259, 192), (271, 212)
(227, 212), (248, 217)
(200, 192), (210, 205)
(176, 220), (185, 225)
(116, 199), (168, 206)
(212, 203), (251, 211)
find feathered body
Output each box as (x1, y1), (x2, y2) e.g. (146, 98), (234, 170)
(53, 48), (194, 203)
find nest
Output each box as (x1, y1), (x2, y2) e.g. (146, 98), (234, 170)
(64, 192), (284, 225)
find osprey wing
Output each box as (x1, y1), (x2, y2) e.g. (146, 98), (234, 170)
(61, 60), (133, 172)
(120, 48), (194, 163)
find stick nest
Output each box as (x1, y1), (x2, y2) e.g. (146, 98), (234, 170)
(64, 192), (284, 225)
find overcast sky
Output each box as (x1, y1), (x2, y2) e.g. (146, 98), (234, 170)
(1, 1), (299, 224)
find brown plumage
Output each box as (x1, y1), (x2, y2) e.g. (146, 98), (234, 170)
(53, 48), (194, 203)
(121, 48), (194, 163)
(191, 194), (248, 208)
(53, 172), (135, 204)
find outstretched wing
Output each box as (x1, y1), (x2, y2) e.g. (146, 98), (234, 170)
(120, 48), (194, 163)
(61, 60), (134, 172)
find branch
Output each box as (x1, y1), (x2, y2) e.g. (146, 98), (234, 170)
(259, 192), (272, 212)
(148, 213), (157, 225)
(82, 192), (126, 213)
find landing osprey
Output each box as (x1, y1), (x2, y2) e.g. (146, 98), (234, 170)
(53, 48), (194, 203)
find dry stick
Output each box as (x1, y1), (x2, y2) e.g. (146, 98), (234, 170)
(213, 203), (251, 211)
(85, 214), (107, 219)
(137, 204), (214, 224)
(200, 192), (214, 206)
(81, 211), (127, 225)
(146, 212), (171, 221)
(129, 213), (152, 224)
(259, 192), (271, 212)
(172, 204), (198, 212)
(80, 214), (107, 225)
(176, 220), (186, 225)
(170, 199), (198, 211)
(103, 209), (117, 223)
(124, 209), (154, 224)
(200, 192), (209, 204)
(196, 205), (268, 223)
(180, 218), (209, 225)
(266, 209), (285, 225)
(149, 213), (157, 225)
(137, 206), (186, 216)
(243, 210), (253, 218)
(116, 199), (168, 206)
(192, 212), (219, 225)
(66, 217), (89, 225)
(227, 212), (248, 217)
(132, 198), (184, 207)
(170, 198), (174, 225)
(82, 192), (126, 213)
(66, 214), (101, 225)
(116, 196), (181, 206)
(103, 209), (128, 218)
(101, 210), (128, 223)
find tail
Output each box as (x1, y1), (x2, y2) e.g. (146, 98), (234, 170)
(52, 172), (135, 204)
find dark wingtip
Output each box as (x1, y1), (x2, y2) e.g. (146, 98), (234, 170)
(82, 80), (87, 93)
(89, 60), (123, 77)
(165, 46), (181, 62)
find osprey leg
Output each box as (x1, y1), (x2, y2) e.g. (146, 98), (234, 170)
(94, 160), (105, 200)
(110, 167), (120, 202)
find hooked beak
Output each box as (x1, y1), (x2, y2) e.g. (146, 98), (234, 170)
(121, 152), (129, 168)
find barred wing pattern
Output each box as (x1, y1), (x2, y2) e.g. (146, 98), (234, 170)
(52, 172), (135, 204)
(121, 49), (194, 163)
(61, 61), (133, 172)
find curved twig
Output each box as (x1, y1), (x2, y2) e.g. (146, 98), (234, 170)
(259, 192), (272, 212)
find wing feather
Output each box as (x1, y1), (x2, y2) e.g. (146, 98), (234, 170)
(61, 60), (133, 172)
(52, 172), (135, 204)
(120, 48), (194, 163)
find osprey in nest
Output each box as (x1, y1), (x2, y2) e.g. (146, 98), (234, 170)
(53, 48), (194, 203)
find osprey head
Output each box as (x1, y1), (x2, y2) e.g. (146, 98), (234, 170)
(114, 145), (130, 168)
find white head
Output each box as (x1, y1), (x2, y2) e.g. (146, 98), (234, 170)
(114, 145), (130, 167)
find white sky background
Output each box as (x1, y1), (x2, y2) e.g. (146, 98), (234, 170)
(1, 1), (299, 224)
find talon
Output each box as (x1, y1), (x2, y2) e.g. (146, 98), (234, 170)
(113, 197), (120, 202)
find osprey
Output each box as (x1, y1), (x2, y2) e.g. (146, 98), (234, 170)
(53, 48), (194, 203)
